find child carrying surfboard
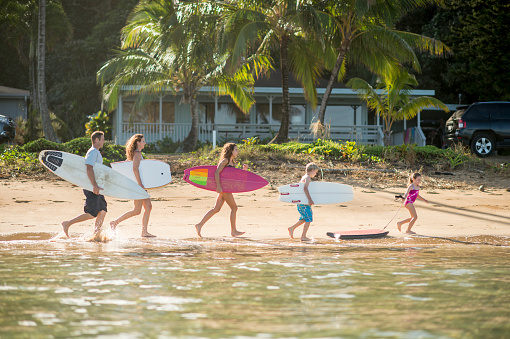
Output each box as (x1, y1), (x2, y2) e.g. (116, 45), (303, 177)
(195, 142), (247, 238)
(288, 163), (319, 241)
(110, 134), (155, 237)
(61, 131), (108, 237)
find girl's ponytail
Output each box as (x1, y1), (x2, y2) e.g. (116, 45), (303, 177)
(409, 172), (421, 184)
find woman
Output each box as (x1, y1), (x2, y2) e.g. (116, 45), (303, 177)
(110, 134), (155, 237)
(195, 142), (247, 237)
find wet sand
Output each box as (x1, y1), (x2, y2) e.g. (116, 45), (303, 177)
(1, 178), (509, 240)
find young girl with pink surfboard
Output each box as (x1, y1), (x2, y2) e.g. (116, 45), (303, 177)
(193, 142), (249, 238)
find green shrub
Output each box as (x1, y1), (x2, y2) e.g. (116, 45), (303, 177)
(415, 145), (445, 159)
(0, 147), (39, 165)
(85, 111), (112, 139)
(101, 141), (125, 163)
(145, 136), (180, 153)
(63, 138), (125, 164)
(63, 137), (92, 155)
(20, 138), (62, 153)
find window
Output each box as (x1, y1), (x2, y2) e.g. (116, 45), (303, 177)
(257, 104), (305, 124)
(257, 104), (271, 124)
(122, 102), (175, 123)
(492, 103), (510, 120)
(464, 105), (490, 120)
(198, 103), (215, 123)
(321, 105), (354, 125)
(215, 103), (250, 124)
(290, 105), (306, 124)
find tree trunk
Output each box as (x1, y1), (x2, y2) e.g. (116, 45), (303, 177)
(176, 92), (199, 153)
(37, 0), (59, 142)
(316, 38), (350, 126)
(383, 130), (392, 146)
(269, 35), (290, 144)
(28, 38), (38, 139)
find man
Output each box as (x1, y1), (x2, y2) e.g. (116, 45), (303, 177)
(62, 131), (107, 237)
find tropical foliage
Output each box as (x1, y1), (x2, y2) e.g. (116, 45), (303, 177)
(1, 0), (509, 148)
(97, 0), (271, 152)
(85, 111), (111, 139)
(398, 0), (510, 103)
(311, 0), (451, 137)
(0, 0), (71, 142)
(347, 68), (449, 145)
(220, 0), (328, 143)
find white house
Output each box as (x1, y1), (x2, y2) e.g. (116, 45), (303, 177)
(111, 72), (441, 147)
(0, 86), (29, 121)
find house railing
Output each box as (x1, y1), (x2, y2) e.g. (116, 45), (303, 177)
(116, 123), (384, 146)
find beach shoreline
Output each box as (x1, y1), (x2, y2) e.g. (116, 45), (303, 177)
(1, 177), (509, 240)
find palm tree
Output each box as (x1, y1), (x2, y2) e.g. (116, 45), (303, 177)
(98, 0), (269, 152)
(312, 0), (450, 134)
(220, 0), (328, 143)
(37, 0), (60, 142)
(346, 68), (449, 145)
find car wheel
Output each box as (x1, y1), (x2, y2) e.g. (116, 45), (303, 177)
(471, 133), (495, 157)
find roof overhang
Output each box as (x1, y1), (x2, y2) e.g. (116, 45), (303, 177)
(120, 85), (435, 98)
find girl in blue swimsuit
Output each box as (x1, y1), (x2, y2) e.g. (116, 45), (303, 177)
(397, 173), (429, 234)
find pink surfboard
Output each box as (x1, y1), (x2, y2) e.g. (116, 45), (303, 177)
(183, 166), (268, 193)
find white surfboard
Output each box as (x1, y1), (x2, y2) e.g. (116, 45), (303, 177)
(278, 182), (354, 205)
(39, 150), (150, 200)
(110, 159), (171, 189)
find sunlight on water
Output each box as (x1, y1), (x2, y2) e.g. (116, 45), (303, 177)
(0, 233), (509, 338)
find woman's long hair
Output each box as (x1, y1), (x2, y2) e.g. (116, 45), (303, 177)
(125, 134), (144, 160)
(219, 142), (237, 164)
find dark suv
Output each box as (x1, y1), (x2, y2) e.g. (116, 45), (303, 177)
(0, 115), (16, 143)
(443, 102), (510, 157)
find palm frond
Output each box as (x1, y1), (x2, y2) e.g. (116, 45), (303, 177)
(398, 96), (449, 120)
(288, 36), (322, 107)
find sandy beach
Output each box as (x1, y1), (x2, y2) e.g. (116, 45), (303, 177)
(1, 176), (509, 240)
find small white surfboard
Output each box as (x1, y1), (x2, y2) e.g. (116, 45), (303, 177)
(278, 182), (354, 205)
(39, 150), (150, 200)
(110, 159), (171, 189)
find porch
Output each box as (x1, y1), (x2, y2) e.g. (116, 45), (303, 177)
(115, 122), (425, 147)
(112, 84), (433, 148)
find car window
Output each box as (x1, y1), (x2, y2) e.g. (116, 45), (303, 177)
(464, 105), (491, 120)
(492, 103), (510, 120)
(450, 109), (466, 120)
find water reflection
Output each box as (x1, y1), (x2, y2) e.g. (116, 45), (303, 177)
(0, 233), (509, 338)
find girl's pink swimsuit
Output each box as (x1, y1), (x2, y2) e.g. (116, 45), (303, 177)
(405, 189), (419, 205)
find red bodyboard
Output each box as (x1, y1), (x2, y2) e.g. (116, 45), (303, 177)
(327, 229), (389, 240)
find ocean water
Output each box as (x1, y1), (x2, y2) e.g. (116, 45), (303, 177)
(0, 233), (509, 338)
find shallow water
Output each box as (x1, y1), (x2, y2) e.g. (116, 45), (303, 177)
(1, 233), (509, 338)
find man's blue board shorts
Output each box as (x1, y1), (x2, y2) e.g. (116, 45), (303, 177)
(297, 204), (313, 222)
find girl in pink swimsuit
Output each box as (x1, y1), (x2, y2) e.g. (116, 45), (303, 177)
(397, 173), (429, 234)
